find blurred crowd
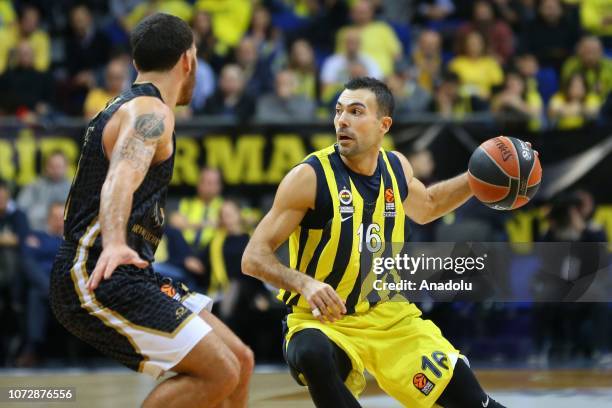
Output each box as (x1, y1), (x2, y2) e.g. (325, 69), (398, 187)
(2, 0), (612, 128)
(1, 0), (612, 370)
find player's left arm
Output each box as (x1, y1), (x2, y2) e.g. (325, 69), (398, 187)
(87, 98), (174, 291)
(392, 151), (473, 225)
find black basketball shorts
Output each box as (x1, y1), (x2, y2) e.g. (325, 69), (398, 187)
(50, 233), (212, 378)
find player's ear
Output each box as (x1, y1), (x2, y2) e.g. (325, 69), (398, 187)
(182, 46), (195, 73)
(380, 116), (392, 134)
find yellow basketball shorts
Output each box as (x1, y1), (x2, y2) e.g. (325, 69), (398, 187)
(284, 301), (460, 408)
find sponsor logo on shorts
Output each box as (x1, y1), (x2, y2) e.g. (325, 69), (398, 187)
(160, 283), (176, 298)
(413, 373), (435, 396)
(175, 306), (188, 320)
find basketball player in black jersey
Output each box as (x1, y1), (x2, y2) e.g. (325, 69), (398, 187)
(243, 77), (506, 407)
(50, 14), (253, 407)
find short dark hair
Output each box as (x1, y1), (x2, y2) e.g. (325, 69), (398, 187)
(344, 77), (395, 117)
(130, 13), (194, 72)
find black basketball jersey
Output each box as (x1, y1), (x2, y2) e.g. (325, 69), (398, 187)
(63, 82), (174, 262)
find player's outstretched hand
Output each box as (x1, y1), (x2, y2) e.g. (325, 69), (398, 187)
(301, 278), (347, 323)
(87, 244), (149, 291)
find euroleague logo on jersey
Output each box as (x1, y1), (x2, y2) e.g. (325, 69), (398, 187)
(384, 188), (396, 216)
(413, 372), (435, 396)
(339, 189), (353, 205)
(385, 188), (394, 203)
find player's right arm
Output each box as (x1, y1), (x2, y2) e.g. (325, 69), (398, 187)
(87, 97), (174, 291)
(242, 164), (347, 322)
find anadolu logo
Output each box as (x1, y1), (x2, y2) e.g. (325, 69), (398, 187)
(339, 189), (352, 205)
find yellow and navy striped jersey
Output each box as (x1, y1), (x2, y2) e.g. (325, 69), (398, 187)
(278, 144), (410, 314)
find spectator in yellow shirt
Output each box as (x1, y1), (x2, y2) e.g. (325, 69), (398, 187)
(335, 0), (402, 76)
(561, 36), (612, 98)
(548, 73), (602, 130)
(491, 71), (543, 131)
(449, 31), (504, 99)
(171, 168), (224, 249)
(0, 0), (16, 28)
(124, 0), (194, 31)
(0, 4), (50, 74)
(287, 39), (318, 102)
(411, 29), (443, 93)
(580, 0), (612, 38)
(195, 0), (252, 55)
(83, 58), (130, 119)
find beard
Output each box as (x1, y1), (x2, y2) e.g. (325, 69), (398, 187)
(177, 62), (196, 106)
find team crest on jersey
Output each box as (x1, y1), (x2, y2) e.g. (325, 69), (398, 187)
(339, 188), (354, 213)
(413, 373), (435, 396)
(339, 189), (353, 205)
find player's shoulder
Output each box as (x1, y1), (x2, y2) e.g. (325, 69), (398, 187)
(388, 150), (413, 180)
(275, 162), (317, 211)
(115, 96), (174, 136)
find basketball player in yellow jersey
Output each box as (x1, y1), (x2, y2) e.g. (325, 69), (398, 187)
(243, 77), (506, 407)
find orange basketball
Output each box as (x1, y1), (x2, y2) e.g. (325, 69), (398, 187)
(468, 136), (542, 210)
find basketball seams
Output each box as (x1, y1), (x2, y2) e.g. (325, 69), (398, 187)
(525, 154), (536, 188)
(504, 136), (521, 208)
(467, 169), (510, 189)
(468, 170), (510, 203)
(479, 145), (515, 179)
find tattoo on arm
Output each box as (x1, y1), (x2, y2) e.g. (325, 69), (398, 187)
(100, 112), (167, 245)
(134, 113), (165, 140)
(111, 112), (166, 173)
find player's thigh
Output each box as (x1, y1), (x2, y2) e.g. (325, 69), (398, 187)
(198, 309), (255, 370)
(369, 317), (459, 407)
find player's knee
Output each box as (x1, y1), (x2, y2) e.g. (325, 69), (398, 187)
(289, 335), (333, 377)
(207, 352), (241, 396)
(236, 344), (255, 379)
